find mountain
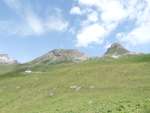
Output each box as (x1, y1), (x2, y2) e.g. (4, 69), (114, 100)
(104, 43), (144, 59)
(31, 49), (88, 65)
(105, 43), (130, 56)
(0, 54), (18, 64)
(1, 46), (150, 113)
(1, 53), (150, 113)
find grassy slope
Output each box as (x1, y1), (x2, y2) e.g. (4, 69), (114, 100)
(0, 64), (18, 75)
(0, 55), (150, 113)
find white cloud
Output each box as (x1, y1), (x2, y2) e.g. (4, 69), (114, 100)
(78, 0), (100, 7)
(1, 0), (69, 36)
(71, 0), (150, 47)
(100, 0), (127, 23)
(71, 0), (127, 47)
(104, 41), (112, 49)
(118, 0), (150, 46)
(70, 6), (82, 15)
(25, 11), (44, 35)
(45, 16), (69, 32)
(80, 10), (99, 26)
(120, 23), (150, 46)
(76, 24), (106, 47)
(87, 11), (98, 22)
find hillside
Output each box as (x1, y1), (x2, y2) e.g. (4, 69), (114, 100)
(0, 54), (150, 113)
(31, 49), (88, 65)
(0, 64), (18, 75)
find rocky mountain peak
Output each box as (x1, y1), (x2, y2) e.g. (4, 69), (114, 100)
(32, 49), (88, 64)
(48, 49), (85, 57)
(0, 54), (18, 64)
(110, 43), (125, 49)
(104, 43), (130, 57)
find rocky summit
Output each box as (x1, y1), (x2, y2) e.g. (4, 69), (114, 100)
(0, 54), (17, 64)
(104, 43), (143, 59)
(32, 49), (88, 64)
(104, 43), (130, 58)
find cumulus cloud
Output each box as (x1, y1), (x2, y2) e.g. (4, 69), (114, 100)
(70, 6), (82, 15)
(118, 0), (150, 46)
(76, 24), (106, 47)
(119, 23), (150, 46)
(87, 11), (99, 22)
(1, 0), (69, 36)
(78, 0), (100, 6)
(25, 11), (44, 35)
(100, 1), (127, 23)
(45, 14), (69, 32)
(71, 0), (150, 48)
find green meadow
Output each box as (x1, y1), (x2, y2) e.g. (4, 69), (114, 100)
(0, 55), (150, 113)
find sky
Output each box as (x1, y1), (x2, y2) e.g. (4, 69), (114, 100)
(0, 0), (150, 63)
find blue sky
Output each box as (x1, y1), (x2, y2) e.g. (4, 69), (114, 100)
(0, 0), (150, 63)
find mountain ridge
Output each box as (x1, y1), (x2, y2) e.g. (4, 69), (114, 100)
(0, 43), (145, 64)
(0, 54), (18, 64)
(104, 43), (130, 56)
(104, 43), (142, 59)
(31, 49), (88, 65)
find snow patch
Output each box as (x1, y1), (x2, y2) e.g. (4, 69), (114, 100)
(25, 70), (32, 73)
(111, 55), (120, 59)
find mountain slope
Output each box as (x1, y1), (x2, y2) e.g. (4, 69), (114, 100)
(105, 43), (130, 56)
(0, 54), (150, 113)
(31, 49), (88, 65)
(0, 64), (18, 75)
(1, 47), (150, 113)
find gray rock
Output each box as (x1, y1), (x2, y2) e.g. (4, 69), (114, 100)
(0, 54), (18, 64)
(31, 49), (88, 64)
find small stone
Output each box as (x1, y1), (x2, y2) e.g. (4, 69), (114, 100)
(70, 85), (77, 89)
(48, 92), (54, 97)
(75, 86), (81, 91)
(89, 85), (95, 89)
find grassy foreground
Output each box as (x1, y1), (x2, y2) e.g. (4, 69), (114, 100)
(0, 55), (150, 113)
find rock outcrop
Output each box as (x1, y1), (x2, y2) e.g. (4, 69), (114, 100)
(32, 49), (88, 64)
(0, 54), (18, 64)
(104, 43), (141, 59)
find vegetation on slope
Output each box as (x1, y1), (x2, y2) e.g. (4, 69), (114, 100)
(0, 64), (18, 75)
(0, 55), (150, 113)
